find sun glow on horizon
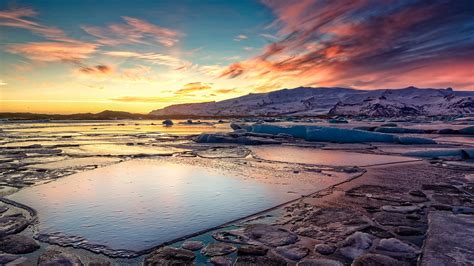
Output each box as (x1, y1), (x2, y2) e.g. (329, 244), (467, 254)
(1, 0), (473, 114)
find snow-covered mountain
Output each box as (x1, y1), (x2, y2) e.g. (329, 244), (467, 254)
(149, 86), (474, 117)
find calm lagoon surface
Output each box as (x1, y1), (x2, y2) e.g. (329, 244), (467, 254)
(8, 159), (337, 252)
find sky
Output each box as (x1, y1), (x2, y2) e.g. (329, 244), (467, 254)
(0, 0), (473, 114)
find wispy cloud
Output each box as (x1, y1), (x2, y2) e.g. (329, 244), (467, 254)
(110, 96), (178, 103)
(221, 0), (474, 89)
(103, 50), (188, 68)
(175, 82), (212, 95)
(233, 34), (248, 41)
(0, 7), (74, 42)
(82, 16), (182, 47)
(0, 80), (7, 86)
(6, 42), (99, 63)
(79, 64), (113, 75)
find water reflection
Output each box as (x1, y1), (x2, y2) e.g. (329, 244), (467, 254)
(251, 145), (412, 166)
(8, 159), (325, 251)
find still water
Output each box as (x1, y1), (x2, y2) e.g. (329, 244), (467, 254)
(251, 145), (413, 166)
(8, 159), (331, 252)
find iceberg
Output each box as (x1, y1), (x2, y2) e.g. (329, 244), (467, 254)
(239, 124), (435, 144)
(397, 136), (437, 145)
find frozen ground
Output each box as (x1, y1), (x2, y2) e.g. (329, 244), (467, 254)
(0, 118), (473, 265)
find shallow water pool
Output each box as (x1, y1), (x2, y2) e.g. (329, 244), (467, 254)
(8, 159), (336, 253)
(251, 145), (413, 166)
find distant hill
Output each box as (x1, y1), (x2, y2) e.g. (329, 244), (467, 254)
(150, 86), (474, 117)
(0, 110), (151, 120)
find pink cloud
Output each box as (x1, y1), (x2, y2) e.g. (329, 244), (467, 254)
(7, 42), (99, 63)
(220, 1), (474, 90)
(0, 7), (75, 42)
(82, 16), (182, 47)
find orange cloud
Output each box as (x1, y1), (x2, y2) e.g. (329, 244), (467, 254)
(175, 82), (212, 95)
(6, 41), (98, 62)
(82, 16), (182, 47)
(220, 0), (474, 90)
(79, 64), (113, 75)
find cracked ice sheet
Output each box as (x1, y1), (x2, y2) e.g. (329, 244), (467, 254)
(421, 212), (474, 265)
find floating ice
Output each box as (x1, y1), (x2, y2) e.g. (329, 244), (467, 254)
(237, 124), (436, 144)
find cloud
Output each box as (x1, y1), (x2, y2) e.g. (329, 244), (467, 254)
(215, 88), (238, 94)
(175, 82), (212, 95)
(6, 42), (99, 62)
(234, 34), (248, 41)
(79, 64), (113, 75)
(0, 7), (72, 41)
(0, 80), (7, 86)
(110, 96), (177, 103)
(219, 63), (244, 78)
(82, 16), (182, 47)
(103, 50), (188, 68)
(221, 0), (474, 89)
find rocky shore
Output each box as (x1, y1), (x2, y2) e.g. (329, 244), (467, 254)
(143, 161), (473, 265)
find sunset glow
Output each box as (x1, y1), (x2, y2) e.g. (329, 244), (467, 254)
(1, 0), (473, 114)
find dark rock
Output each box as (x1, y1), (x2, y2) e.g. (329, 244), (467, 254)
(237, 245), (268, 256)
(181, 240), (204, 251)
(234, 253), (287, 266)
(359, 225), (394, 238)
(374, 212), (422, 226)
(422, 184), (462, 194)
(201, 243), (237, 257)
(243, 224), (298, 247)
(394, 226), (424, 236)
(376, 238), (420, 254)
(297, 258), (344, 266)
(0, 235), (39, 254)
(437, 128), (458, 134)
(88, 261), (111, 266)
(144, 247), (195, 266)
(162, 120), (173, 126)
(0, 252), (30, 265)
(406, 214), (421, 220)
(0, 216), (29, 237)
(352, 253), (407, 266)
(314, 243), (336, 255)
(275, 244), (309, 261)
(338, 232), (375, 259)
(381, 205), (420, 213)
(209, 256), (233, 266)
(431, 204), (452, 211)
(38, 249), (83, 266)
(0, 205), (8, 214)
(408, 190), (426, 198)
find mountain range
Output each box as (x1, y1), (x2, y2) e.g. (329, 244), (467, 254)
(150, 86), (474, 117)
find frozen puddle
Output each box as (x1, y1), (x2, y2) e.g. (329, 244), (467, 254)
(251, 145), (413, 166)
(7, 159), (341, 254)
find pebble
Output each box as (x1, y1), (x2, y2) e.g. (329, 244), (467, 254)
(314, 243), (336, 255)
(181, 240), (204, 251)
(144, 247), (195, 265)
(297, 258), (344, 266)
(209, 256), (233, 266)
(201, 243), (237, 257)
(352, 253), (407, 266)
(237, 245), (268, 256)
(38, 249), (83, 266)
(276, 244), (309, 261)
(0, 235), (40, 254)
